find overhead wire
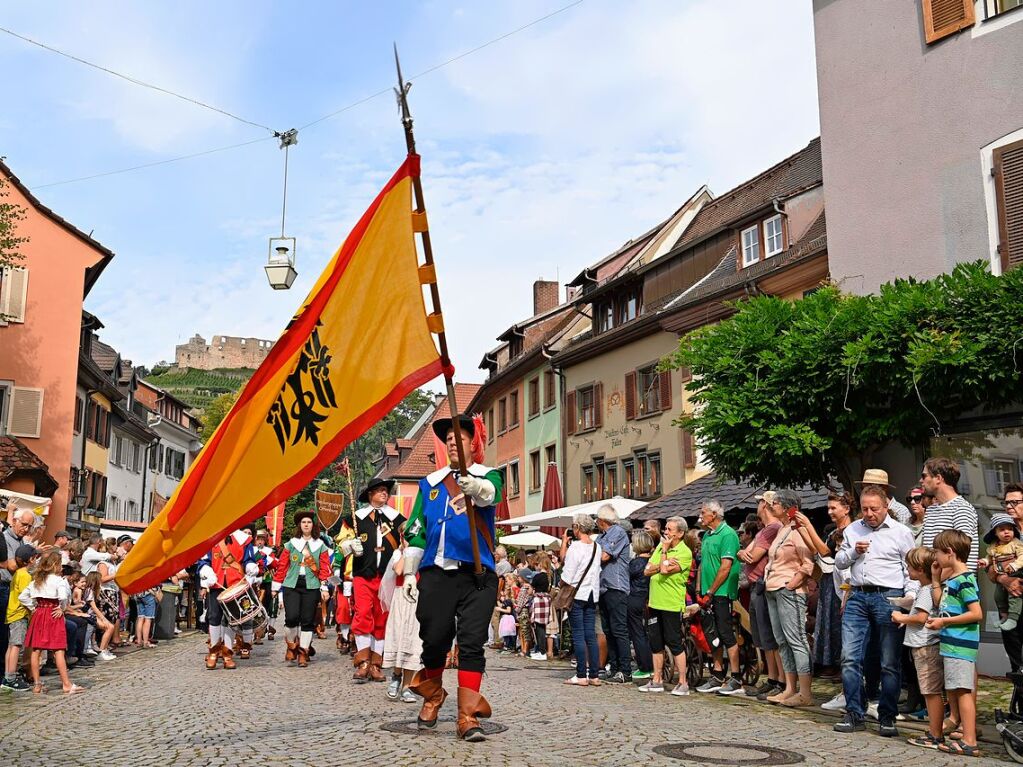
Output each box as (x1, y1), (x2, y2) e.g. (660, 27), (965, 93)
(0, 24), (276, 133)
(25, 0), (586, 189)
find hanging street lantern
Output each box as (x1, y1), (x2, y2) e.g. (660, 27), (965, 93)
(265, 237), (297, 290)
(265, 128), (299, 289)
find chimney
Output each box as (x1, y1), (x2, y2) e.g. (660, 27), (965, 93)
(533, 280), (559, 315)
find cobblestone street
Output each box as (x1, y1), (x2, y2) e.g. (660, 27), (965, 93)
(0, 634), (1012, 766)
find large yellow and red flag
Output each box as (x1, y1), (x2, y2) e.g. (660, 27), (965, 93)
(117, 155), (444, 592)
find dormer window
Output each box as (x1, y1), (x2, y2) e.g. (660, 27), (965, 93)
(509, 336), (523, 358)
(741, 225), (760, 267)
(764, 214), (783, 257)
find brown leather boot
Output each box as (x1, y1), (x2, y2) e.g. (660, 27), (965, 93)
(205, 641), (222, 670)
(238, 640), (252, 660)
(315, 623), (326, 640)
(233, 635), (243, 653)
(456, 687), (492, 742)
(409, 671), (447, 730)
(369, 652), (386, 682)
(307, 644), (316, 658)
(267, 625), (276, 641)
(220, 644), (237, 670)
(285, 639), (298, 663)
(352, 648), (371, 683)
(296, 647), (309, 668)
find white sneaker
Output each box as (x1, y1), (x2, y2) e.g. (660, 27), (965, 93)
(173, 628), (181, 635)
(83, 648), (98, 657)
(866, 700), (879, 720)
(98, 650), (116, 661)
(529, 652), (547, 661)
(671, 684), (690, 696)
(638, 681), (664, 693)
(821, 692), (846, 712)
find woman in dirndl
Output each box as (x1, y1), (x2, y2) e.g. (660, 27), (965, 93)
(382, 538), (423, 703)
(20, 551), (84, 694)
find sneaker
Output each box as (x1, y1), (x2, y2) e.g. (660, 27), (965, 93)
(400, 688), (417, 703)
(529, 652), (548, 661)
(77, 656), (96, 667)
(696, 676), (725, 693)
(174, 627), (182, 635)
(98, 650), (116, 661)
(670, 683), (690, 697)
(833, 714), (866, 733)
(821, 692), (847, 712)
(757, 681), (785, 701)
(716, 677), (745, 696)
(83, 648), (98, 657)
(386, 679), (400, 700)
(607, 671), (630, 684)
(631, 670), (652, 681)
(638, 681), (664, 693)
(878, 720), (899, 738)
(747, 680), (775, 698)
(597, 669), (608, 680)
(865, 700), (879, 720)
(1, 677), (30, 692)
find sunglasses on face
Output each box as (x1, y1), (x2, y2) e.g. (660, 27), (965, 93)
(910, 495), (924, 502)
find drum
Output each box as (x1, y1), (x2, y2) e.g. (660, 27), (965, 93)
(217, 580), (268, 630)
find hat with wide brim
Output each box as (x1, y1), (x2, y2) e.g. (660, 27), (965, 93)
(293, 509), (316, 525)
(984, 513), (1020, 544)
(358, 478), (396, 503)
(432, 414), (475, 441)
(854, 468), (895, 489)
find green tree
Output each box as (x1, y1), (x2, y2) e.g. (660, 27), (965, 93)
(664, 262), (1023, 492)
(199, 391), (238, 442)
(0, 176), (28, 271)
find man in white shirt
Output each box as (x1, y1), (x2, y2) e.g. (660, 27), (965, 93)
(834, 484), (916, 738)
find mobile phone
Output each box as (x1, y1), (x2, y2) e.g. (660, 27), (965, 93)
(787, 508), (796, 522)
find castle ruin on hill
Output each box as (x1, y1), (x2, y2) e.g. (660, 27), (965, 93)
(175, 334), (274, 370)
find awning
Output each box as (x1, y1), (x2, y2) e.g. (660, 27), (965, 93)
(498, 530), (560, 549)
(496, 496), (647, 530)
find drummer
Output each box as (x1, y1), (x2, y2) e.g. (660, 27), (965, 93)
(198, 530), (259, 671)
(272, 510), (331, 668)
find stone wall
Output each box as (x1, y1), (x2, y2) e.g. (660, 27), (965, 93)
(175, 334), (273, 370)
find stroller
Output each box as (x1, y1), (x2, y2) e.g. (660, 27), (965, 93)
(996, 671), (1023, 762)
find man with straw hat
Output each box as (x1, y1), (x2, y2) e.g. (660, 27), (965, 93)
(856, 469), (911, 525)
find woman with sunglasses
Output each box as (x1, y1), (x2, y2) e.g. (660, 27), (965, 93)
(907, 488), (928, 546)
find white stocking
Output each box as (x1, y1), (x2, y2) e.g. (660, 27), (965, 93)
(208, 624), (224, 647)
(222, 625), (236, 647)
(354, 635), (372, 652)
(339, 624), (350, 639)
(371, 636), (385, 655)
(299, 630), (313, 649)
(242, 628), (254, 644)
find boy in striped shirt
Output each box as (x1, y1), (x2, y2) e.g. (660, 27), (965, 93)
(926, 529), (983, 757)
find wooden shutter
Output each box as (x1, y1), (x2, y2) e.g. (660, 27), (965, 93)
(682, 429), (697, 470)
(74, 397), (83, 434)
(624, 371), (637, 420)
(678, 366), (693, 383)
(0, 267), (28, 323)
(921, 0), (974, 44)
(659, 369), (672, 411)
(565, 390), (577, 436)
(994, 138), (1023, 273)
(593, 382), (604, 428)
(7, 386), (43, 438)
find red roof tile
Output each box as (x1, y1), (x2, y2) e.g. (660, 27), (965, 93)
(377, 383), (481, 480)
(0, 436), (58, 496)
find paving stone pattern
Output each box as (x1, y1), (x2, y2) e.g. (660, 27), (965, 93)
(0, 636), (1012, 766)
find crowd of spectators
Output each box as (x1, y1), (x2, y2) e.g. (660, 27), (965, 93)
(0, 504), (183, 695)
(495, 457), (1013, 758)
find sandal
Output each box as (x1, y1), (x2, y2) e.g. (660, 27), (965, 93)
(941, 717), (960, 736)
(907, 734), (944, 749)
(563, 676), (589, 686)
(949, 726), (983, 741)
(32, 683), (44, 694)
(62, 684), (86, 695)
(937, 740), (981, 757)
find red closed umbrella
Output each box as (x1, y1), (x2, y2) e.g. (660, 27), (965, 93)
(494, 497), (511, 522)
(540, 462), (565, 537)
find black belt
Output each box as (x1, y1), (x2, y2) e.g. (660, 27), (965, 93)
(851, 584), (898, 593)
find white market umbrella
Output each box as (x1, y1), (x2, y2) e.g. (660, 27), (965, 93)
(498, 530), (561, 549)
(496, 496), (647, 530)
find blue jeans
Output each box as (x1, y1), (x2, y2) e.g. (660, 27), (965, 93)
(569, 597), (600, 679)
(841, 589), (905, 722)
(599, 588), (632, 676)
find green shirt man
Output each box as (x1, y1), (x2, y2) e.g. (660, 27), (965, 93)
(699, 515), (740, 600)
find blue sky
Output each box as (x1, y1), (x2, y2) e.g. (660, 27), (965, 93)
(1, 1), (820, 384)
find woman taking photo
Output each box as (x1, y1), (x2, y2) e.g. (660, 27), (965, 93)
(561, 514), (602, 686)
(792, 490), (853, 680)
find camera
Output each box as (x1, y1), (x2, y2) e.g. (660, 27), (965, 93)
(564, 528), (576, 541)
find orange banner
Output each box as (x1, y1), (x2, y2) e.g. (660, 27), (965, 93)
(117, 155), (443, 592)
(265, 502), (285, 547)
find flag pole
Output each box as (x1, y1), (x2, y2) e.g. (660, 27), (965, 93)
(393, 45), (484, 580)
